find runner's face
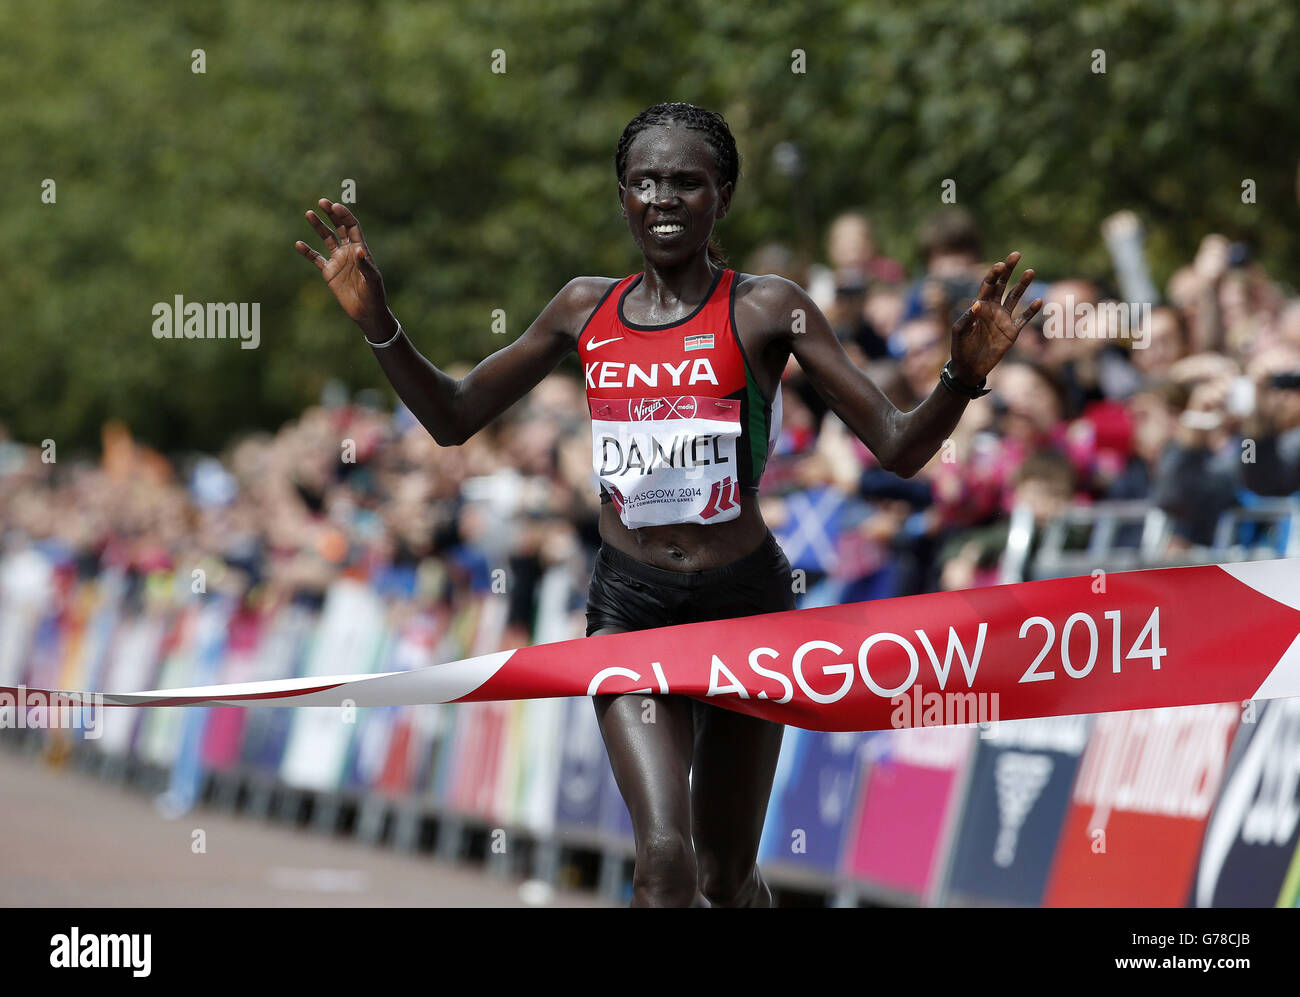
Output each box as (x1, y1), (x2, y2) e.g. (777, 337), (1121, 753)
(620, 124), (730, 266)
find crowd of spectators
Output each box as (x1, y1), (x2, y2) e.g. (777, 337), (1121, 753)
(2, 207), (1299, 645)
(760, 208), (1300, 599)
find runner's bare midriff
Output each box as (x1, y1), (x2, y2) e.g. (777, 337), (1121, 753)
(598, 495), (770, 571)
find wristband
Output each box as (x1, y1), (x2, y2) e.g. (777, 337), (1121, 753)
(940, 360), (991, 399)
(365, 322), (404, 348)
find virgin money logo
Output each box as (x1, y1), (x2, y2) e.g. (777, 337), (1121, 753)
(631, 397), (697, 421)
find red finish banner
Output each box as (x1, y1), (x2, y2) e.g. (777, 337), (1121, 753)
(4, 560), (1299, 733)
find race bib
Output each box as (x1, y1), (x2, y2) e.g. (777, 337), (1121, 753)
(590, 395), (743, 527)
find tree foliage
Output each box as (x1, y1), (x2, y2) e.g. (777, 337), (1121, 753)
(5, 0), (1297, 453)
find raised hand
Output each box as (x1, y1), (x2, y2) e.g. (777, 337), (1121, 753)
(294, 199), (388, 328)
(948, 251), (1042, 383)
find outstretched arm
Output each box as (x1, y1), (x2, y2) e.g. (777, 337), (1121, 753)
(296, 200), (585, 446)
(774, 252), (1041, 477)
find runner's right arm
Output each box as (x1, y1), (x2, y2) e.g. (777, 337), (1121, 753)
(296, 199), (598, 447)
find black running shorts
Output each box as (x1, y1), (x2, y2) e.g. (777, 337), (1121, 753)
(585, 530), (796, 637)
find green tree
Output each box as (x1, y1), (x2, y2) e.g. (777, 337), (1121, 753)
(4, 0), (1296, 454)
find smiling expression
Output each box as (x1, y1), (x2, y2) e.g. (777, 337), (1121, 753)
(619, 124), (732, 265)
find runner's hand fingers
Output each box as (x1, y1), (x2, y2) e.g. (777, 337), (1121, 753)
(324, 201), (367, 245)
(951, 304), (977, 336)
(1004, 268), (1035, 312)
(993, 252), (1018, 301)
(977, 263), (1003, 302)
(295, 241), (328, 273)
(319, 199), (356, 246)
(305, 210), (340, 251)
(356, 244), (382, 284)
(1014, 298), (1044, 331)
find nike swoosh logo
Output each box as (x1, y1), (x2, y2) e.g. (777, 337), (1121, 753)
(587, 336), (623, 350)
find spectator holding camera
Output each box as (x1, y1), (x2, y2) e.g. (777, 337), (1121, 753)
(1241, 343), (1300, 497)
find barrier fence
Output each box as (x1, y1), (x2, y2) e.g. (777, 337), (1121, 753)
(2, 538), (1299, 907)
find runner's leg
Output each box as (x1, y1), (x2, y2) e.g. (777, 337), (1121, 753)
(591, 628), (697, 907)
(689, 533), (795, 907)
(690, 701), (784, 907)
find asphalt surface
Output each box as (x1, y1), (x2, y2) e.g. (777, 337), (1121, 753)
(0, 747), (609, 907)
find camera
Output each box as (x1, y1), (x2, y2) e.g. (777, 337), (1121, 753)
(1270, 371), (1300, 391)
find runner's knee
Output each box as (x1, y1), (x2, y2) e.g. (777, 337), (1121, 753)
(698, 859), (765, 907)
(634, 829), (696, 905)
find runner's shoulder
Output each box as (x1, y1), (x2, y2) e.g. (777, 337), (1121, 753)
(556, 275), (623, 341)
(731, 271), (812, 337)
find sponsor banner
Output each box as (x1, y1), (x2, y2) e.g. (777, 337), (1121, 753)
(508, 698), (566, 836)
(758, 730), (869, 874)
(158, 597), (234, 813)
(549, 696), (630, 842)
(1043, 703), (1241, 907)
(0, 546), (57, 687)
(400, 704), (449, 798)
(441, 701), (511, 821)
(841, 726), (975, 901)
(349, 701), (406, 793)
(343, 616), (457, 795)
(200, 608), (264, 771)
(135, 605), (203, 768)
(590, 395), (739, 424)
(426, 705), (464, 806)
(363, 609), (453, 795)
(425, 707), (457, 797)
(76, 570), (128, 715)
(93, 613), (167, 757)
(10, 559), (1300, 736)
(237, 603), (314, 775)
(22, 611), (65, 698)
(493, 701), (527, 824)
(344, 625), (403, 793)
(279, 580), (387, 791)
(1192, 698), (1300, 907)
(599, 758), (634, 840)
(941, 716), (1091, 906)
(554, 697), (613, 833)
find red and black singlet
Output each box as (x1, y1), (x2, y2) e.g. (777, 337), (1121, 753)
(576, 268), (782, 527)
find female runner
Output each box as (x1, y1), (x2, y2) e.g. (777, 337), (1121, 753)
(295, 102), (1040, 907)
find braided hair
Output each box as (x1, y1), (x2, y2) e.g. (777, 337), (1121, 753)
(615, 102), (739, 268)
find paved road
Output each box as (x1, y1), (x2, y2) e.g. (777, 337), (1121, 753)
(0, 748), (609, 907)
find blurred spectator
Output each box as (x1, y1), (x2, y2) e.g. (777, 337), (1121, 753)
(1039, 278), (1144, 413)
(895, 317), (950, 408)
(1148, 354), (1246, 546)
(1131, 306), (1191, 381)
(937, 452), (1085, 590)
(744, 241), (811, 289)
(1241, 344), (1300, 497)
(808, 212), (906, 305)
(807, 212), (902, 360)
(897, 208), (987, 329)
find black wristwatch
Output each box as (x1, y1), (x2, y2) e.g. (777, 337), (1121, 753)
(939, 360), (991, 399)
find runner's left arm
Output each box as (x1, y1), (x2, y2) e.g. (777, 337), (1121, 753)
(771, 253), (1041, 477)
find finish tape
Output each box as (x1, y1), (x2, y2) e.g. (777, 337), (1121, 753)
(4, 559), (1299, 732)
